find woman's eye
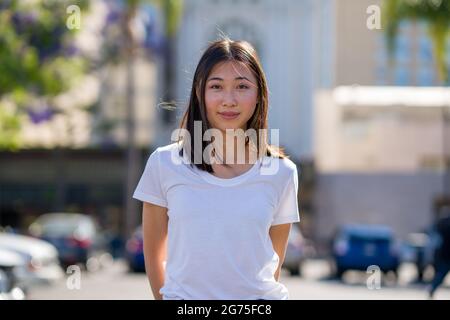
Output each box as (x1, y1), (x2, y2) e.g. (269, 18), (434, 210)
(209, 84), (249, 90)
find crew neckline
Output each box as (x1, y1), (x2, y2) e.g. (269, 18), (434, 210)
(194, 157), (262, 187)
(173, 141), (265, 187)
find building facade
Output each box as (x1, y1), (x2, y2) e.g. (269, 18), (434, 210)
(314, 86), (450, 241)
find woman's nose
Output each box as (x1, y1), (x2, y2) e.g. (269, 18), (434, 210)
(221, 90), (237, 106)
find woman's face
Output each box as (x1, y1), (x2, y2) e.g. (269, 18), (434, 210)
(204, 60), (258, 133)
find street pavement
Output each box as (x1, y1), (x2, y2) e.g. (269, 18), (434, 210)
(27, 259), (450, 300)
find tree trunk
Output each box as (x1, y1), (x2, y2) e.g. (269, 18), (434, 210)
(53, 147), (66, 212)
(162, 35), (176, 125)
(428, 20), (449, 85)
(123, 5), (141, 240)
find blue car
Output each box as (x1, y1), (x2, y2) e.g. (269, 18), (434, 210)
(332, 224), (400, 279)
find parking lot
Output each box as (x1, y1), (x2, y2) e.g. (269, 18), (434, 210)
(26, 259), (450, 300)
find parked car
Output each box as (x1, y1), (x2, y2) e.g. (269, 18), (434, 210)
(0, 231), (64, 287)
(282, 225), (315, 276)
(332, 224), (401, 279)
(125, 226), (145, 273)
(28, 213), (108, 270)
(0, 248), (27, 300)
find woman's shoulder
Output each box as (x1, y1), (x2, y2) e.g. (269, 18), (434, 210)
(278, 156), (298, 172)
(153, 141), (180, 153)
(260, 155), (299, 179)
(149, 142), (183, 166)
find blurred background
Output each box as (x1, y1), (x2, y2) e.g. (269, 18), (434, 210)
(0, 0), (450, 300)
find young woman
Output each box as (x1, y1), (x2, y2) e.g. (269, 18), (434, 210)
(133, 38), (300, 300)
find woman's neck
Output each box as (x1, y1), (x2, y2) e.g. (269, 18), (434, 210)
(213, 130), (257, 165)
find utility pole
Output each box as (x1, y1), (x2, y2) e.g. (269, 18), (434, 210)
(123, 2), (141, 241)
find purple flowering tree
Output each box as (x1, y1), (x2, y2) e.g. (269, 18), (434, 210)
(0, 0), (90, 149)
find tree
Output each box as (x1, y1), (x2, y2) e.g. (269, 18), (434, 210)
(0, 0), (90, 150)
(1, 0), (183, 236)
(118, 0), (183, 238)
(383, 0), (450, 85)
(160, 0), (184, 124)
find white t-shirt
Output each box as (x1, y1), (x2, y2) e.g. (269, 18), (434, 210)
(133, 142), (300, 300)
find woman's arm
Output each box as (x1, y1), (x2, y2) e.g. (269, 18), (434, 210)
(269, 223), (292, 281)
(142, 201), (168, 300)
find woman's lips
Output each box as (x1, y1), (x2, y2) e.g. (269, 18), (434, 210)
(218, 112), (240, 120)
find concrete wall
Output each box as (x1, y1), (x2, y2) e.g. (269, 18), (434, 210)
(334, 0), (382, 86)
(313, 172), (446, 242)
(314, 87), (450, 173)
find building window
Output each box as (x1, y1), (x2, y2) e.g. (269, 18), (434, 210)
(417, 66), (434, 86)
(376, 20), (447, 86)
(418, 35), (433, 61)
(394, 66), (410, 86)
(394, 34), (411, 64)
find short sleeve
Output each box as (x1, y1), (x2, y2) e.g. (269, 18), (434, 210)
(272, 167), (300, 226)
(133, 148), (168, 208)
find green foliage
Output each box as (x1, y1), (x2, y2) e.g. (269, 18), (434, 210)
(0, 102), (21, 150)
(0, 0), (90, 150)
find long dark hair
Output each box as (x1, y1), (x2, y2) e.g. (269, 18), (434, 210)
(177, 38), (286, 173)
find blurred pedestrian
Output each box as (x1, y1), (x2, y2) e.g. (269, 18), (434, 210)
(428, 206), (450, 298)
(133, 38), (300, 300)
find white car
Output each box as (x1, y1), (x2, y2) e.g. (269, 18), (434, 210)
(0, 248), (27, 300)
(0, 232), (64, 287)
